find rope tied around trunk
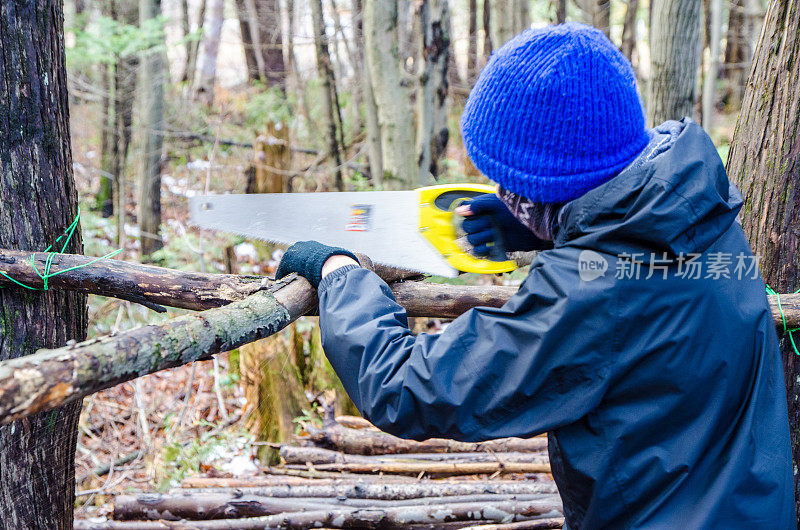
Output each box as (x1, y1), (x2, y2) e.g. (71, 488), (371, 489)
(766, 284), (800, 356)
(0, 207), (122, 291)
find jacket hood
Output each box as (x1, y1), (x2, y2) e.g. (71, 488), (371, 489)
(554, 119), (743, 256)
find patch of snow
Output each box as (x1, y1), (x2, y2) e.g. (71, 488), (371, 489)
(186, 160), (211, 171)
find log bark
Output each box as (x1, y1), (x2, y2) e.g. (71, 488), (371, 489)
(461, 519), (564, 530)
(282, 459), (551, 475)
(647, 0), (702, 125)
(0, 1), (87, 527)
(305, 421), (548, 454)
(76, 497), (563, 529)
(0, 276), (312, 426)
(113, 492), (560, 520)
(725, 0), (800, 516)
(176, 480), (560, 500)
(280, 445), (547, 465)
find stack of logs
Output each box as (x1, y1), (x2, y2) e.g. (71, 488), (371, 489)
(76, 417), (564, 529)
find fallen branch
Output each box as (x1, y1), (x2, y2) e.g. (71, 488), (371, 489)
(279, 445), (547, 466)
(76, 496), (563, 529)
(282, 459), (551, 476)
(304, 421), (548, 455)
(113, 492), (558, 521)
(0, 276), (314, 425)
(175, 480), (559, 500)
(461, 518), (565, 530)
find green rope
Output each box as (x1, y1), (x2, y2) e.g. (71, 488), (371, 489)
(0, 207), (122, 291)
(766, 284), (800, 356)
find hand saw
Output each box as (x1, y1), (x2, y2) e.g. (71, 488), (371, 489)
(189, 183), (518, 278)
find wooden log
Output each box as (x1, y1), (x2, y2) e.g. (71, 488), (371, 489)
(76, 496), (563, 529)
(282, 459), (551, 476)
(175, 480), (560, 500)
(461, 518), (564, 530)
(113, 492), (559, 521)
(0, 249), (267, 311)
(279, 445), (547, 465)
(305, 422), (548, 455)
(0, 276), (314, 426)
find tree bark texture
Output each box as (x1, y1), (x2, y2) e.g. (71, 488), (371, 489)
(194, 0), (224, 104)
(364, 0), (416, 186)
(76, 497), (563, 529)
(701, 0), (723, 130)
(112, 491), (561, 521)
(0, 2), (87, 528)
(415, 0), (450, 184)
(620, 0), (638, 63)
(311, 0), (345, 191)
(305, 420), (548, 455)
(252, 0), (286, 88)
(138, 0), (166, 259)
(725, 0), (800, 515)
(646, 0), (702, 126)
(353, 0), (384, 185)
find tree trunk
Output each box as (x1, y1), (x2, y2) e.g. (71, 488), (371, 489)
(592, 0), (610, 37)
(310, 0), (345, 191)
(491, 0), (515, 48)
(253, 0), (286, 88)
(725, 0), (800, 516)
(620, 0), (638, 63)
(184, 0), (207, 85)
(467, 0), (478, 82)
(482, 0), (492, 63)
(354, 0), (384, 184)
(139, 0), (166, 260)
(415, 0), (450, 184)
(179, 0), (192, 81)
(701, 0), (723, 130)
(646, 0), (702, 126)
(115, 52), (137, 247)
(554, 0), (567, 23)
(722, 0), (756, 110)
(235, 0), (261, 82)
(0, 1), (87, 528)
(364, 0), (416, 186)
(194, 0), (224, 104)
(98, 60), (116, 218)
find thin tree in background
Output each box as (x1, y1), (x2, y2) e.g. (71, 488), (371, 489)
(364, 0), (416, 186)
(467, 0), (478, 82)
(252, 0), (286, 87)
(482, 0), (492, 64)
(491, 0), (515, 48)
(621, 0), (638, 63)
(647, 0), (702, 125)
(591, 0), (610, 37)
(235, 0), (261, 81)
(415, 0), (450, 184)
(353, 0), (384, 184)
(726, 0), (800, 514)
(554, 0), (567, 23)
(139, 0), (166, 260)
(0, 1), (88, 527)
(701, 0), (723, 130)
(183, 0), (207, 85)
(194, 0), (224, 105)
(723, 0), (761, 110)
(311, 0), (345, 191)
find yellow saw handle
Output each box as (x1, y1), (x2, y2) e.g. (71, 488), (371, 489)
(418, 184), (518, 275)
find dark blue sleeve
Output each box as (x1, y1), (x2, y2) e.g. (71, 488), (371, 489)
(317, 262), (615, 441)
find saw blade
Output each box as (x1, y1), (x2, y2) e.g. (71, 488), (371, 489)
(189, 192), (459, 277)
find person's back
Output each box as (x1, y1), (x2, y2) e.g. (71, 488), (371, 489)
(539, 119), (795, 527)
(275, 23), (796, 528)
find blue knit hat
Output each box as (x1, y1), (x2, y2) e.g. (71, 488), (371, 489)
(461, 23), (649, 203)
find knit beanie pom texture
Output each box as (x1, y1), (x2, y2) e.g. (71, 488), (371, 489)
(460, 22), (650, 203)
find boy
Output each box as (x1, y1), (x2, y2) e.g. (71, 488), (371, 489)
(277, 23), (795, 528)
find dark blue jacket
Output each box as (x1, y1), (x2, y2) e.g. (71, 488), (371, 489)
(317, 120), (795, 529)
